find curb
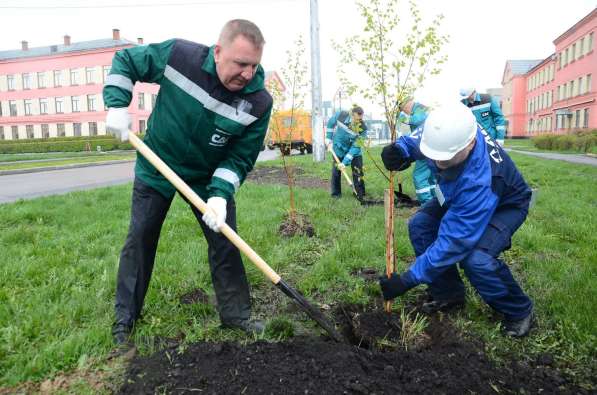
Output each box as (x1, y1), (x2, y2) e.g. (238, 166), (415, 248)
(0, 159), (135, 176)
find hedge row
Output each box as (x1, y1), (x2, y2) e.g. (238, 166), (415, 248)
(532, 130), (597, 153)
(0, 136), (142, 154)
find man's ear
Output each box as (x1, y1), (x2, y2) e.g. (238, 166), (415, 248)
(214, 44), (222, 63)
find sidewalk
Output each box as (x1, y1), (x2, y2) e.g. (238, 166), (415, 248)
(506, 149), (597, 167)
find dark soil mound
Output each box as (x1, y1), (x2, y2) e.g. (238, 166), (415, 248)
(119, 304), (585, 394)
(278, 213), (315, 237)
(179, 288), (210, 305)
(247, 166), (328, 189)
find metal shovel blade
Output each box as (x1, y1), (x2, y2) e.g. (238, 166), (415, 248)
(276, 279), (345, 343)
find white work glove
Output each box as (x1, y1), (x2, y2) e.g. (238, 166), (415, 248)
(106, 107), (132, 142)
(202, 197), (227, 233)
(325, 138), (332, 148)
(336, 162), (346, 171)
(496, 139), (504, 147)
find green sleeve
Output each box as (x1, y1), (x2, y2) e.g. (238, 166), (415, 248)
(103, 39), (176, 108)
(207, 104), (274, 200)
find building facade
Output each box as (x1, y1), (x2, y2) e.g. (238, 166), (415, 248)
(0, 29), (158, 141)
(502, 8), (596, 137)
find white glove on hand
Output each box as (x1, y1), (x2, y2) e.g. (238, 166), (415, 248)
(106, 107), (132, 142)
(325, 138), (332, 148)
(202, 197), (227, 233)
(496, 139), (504, 147)
(336, 162), (346, 171)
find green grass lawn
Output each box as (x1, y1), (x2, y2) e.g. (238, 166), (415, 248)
(505, 138), (595, 155)
(0, 151), (134, 163)
(0, 149), (595, 390)
(0, 154), (135, 171)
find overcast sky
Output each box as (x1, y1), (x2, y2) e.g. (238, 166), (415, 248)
(1, 0), (595, 114)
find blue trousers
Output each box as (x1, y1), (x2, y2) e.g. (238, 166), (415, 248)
(408, 199), (533, 320)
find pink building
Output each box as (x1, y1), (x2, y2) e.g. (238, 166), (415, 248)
(502, 8), (596, 137)
(0, 29), (158, 141)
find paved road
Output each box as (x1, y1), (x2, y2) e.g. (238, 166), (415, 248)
(507, 149), (597, 166)
(0, 149), (279, 204)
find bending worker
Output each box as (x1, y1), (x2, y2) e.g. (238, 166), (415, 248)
(460, 88), (507, 146)
(325, 105), (368, 200)
(397, 98), (437, 204)
(380, 102), (534, 337)
(103, 19), (272, 345)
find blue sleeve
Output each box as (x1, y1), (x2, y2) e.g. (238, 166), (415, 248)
(394, 130), (426, 162)
(326, 111), (338, 140)
(342, 122), (368, 165)
(490, 98), (506, 140)
(405, 182), (499, 286)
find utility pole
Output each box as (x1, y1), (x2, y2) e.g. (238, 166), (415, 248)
(310, 0), (324, 162)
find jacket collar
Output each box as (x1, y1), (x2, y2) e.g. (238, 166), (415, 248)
(202, 45), (265, 94)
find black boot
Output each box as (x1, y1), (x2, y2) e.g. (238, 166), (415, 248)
(503, 311), (534, 337)
(421, 297), (466, 314)
(112, 323), (133, 346)
(221, 319), (265, 335)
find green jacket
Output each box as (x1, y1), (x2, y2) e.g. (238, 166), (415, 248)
(103, 39), (273, 201)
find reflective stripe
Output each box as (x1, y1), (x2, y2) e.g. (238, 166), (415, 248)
(336, 120), (357, 136)
(105, 74), (134, 92)
(470, 103), (491, 111)
(345, 153), (354, 160)
(415, 185), (436, 194)
(213, 168), (240, 191)
(496, 125), (506, 131)
(164, 65), (257, 126)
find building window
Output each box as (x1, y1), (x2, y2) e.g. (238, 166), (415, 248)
(39, 98), (48, 114)
(587, 74), (592, 93)
(55, 97), (64, 113)
(589, 33), (594, 52)
(102, 66), (110, 82)
(7, 75), (15, 90)
(571, 80), (576, 97)
(0, 126), (4, 140)
(73, 122), (82, 137)
(584, 109), (590, 128)
(12, 125), (19, 140)
(138, 93), (145, 110)
(575, 110), (581, 128)
(70, 69), (79, 85)
(87, 95), (96, 111)
(9, 100), (17, 116)
(571, 43), (576, 61)
(0, 101), (2, 116)
(26, 125), (34, 139)
(57, 123), (65, 137)
(71, 96), (80, 112)
(53, 70), (62, 87)
(22, 73), (31, 89)
(139, 120), (146, 133)
(24, 99), (32, 115)
(37, 72), (46, 88)
(85, 67), (95, 84)
(89, 122), (98, 136)
(41, 124), (49, 138)
(152, 94), (157, 109)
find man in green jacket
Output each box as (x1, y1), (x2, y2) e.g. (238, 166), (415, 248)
(103, 19), (273, 345)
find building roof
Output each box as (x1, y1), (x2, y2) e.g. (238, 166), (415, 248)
(0, 38), (136, 61)
(507, 59), (544, 76)
(553, 7), (597, 45)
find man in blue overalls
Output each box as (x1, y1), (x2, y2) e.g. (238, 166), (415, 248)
(380, 102), (534, 337)
(326, 106), (368, 200)
(398, 98), (437, 204)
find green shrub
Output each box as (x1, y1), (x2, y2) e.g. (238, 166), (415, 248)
(0, 135), (142, 154)
(532, 130), (597, 153)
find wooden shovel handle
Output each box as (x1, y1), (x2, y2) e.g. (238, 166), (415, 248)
(328, 145), (354, 186)
(128, 132), (281, 284)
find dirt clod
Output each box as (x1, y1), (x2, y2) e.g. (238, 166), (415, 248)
(279, 212), (315, 238)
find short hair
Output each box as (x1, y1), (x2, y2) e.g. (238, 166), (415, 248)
(218, 19), (265, 49)
(351, 105), (364, 115)
(398, 96), (414, 112)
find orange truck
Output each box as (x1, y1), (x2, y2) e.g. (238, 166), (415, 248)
(265, 109), (313, 155)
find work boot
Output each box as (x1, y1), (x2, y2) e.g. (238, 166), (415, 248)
(221, 319), (265, 335)
(112, 323), (133, 346)
(503, 311), (534, 338)
(421, 297), (465, 314)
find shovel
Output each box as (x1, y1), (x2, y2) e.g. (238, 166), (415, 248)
(327, 145), (360, 199)
(128, 132), (344, 343)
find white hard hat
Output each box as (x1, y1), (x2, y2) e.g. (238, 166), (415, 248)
(459, 88), (474, 98)
(420, 102), (478, 161)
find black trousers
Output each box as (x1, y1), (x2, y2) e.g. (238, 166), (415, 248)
(114, 178), (251, 328)
(331, 155), (365, 198)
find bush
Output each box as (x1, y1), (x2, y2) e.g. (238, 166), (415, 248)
(532, 131), (597, 153)
(0, 135), (141, 154)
